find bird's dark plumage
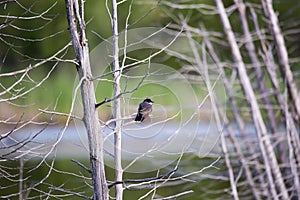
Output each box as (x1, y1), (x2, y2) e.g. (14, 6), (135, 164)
(135, 98), (153, 122)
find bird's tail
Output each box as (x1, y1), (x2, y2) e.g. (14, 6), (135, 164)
(135, 113), (142, 121)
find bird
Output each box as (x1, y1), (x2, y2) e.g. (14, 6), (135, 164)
(134, 98), (154, 122)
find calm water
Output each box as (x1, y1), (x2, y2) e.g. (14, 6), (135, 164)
(1, 122), (258, 157)
(1, 123), (257, 199)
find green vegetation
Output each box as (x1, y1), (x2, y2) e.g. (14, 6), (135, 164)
(1, 156), (231, 199)
(1, 0), (299, 123)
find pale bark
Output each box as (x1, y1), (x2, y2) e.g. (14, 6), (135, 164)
(111, 0), (123, 199)
(234, 0), (277, 134)
(19, 158), (23, 200)
(184, 24), (239, 200)
(251, 5), (300, 196)
(214, 0), (289, 199)
(261, 0), (300, 119)
(204, 33), (262, 200)
(65, 0), (108, 199)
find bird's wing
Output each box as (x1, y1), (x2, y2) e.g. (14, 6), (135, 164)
(139, 102), (152, 114)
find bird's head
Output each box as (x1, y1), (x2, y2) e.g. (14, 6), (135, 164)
(144, 98), (154, 104)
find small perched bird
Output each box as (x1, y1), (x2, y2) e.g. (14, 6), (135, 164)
(135, 98), (154, 122)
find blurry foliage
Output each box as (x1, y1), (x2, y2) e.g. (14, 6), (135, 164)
(1, 0), (300, 69)
(1, 156), (229, 199)
(0, 0), (300, 121)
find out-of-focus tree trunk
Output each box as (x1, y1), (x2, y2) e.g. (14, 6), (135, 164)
(214, 0), (289, 199)
(234, 0), (277, 134)
(261, 0), (300, 120)
(204, 30), (263, 200)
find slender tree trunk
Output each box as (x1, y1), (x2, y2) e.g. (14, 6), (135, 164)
(65, 1), (108, 199)
(19, 158), (23, 200)
(234, 0), (277, 134)
(261, 0), (300, 120)
(184, 24), (239, 199)
(214, 0), (289, 199)
(200, 21), (266, 200)
(204, 34), (262, 200)
(111, 0), (123, 199)
(256, 2), (300, 197)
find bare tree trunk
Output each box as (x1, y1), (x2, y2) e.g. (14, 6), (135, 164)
(285, 100), (300, 198)
(184, 24), (239, 199)
(210, 83), (240, 200)
(204, 34), (262, 200)
(262, 40), (300, 199)
(261, 0), (300, 120)
(111, 0), (123, 199)
(252, 4), (300, 197)
(19, 158), (23, 200)
(197, 18), (269, 198)
(214, 0), (289, 199)
(65, 1), (108, 199)
(234, 0), (277, 134)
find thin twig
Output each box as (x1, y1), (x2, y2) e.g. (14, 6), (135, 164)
(153, 190), (193, 200)
(108, 168), (177, 189)
(49, 186), (90, 200)
(71, 159), (92, 173)
(95, 57), (151, 108)
(39, 109), (82, 120)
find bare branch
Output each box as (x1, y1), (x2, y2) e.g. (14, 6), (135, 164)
(71, 159), (91, 173)
(153, 190), (193, 200)
(108, 168), (177, 189)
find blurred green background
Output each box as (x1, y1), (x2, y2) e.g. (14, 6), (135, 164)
(1, 0), (300, 199)
(1, 0), (299, 124)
